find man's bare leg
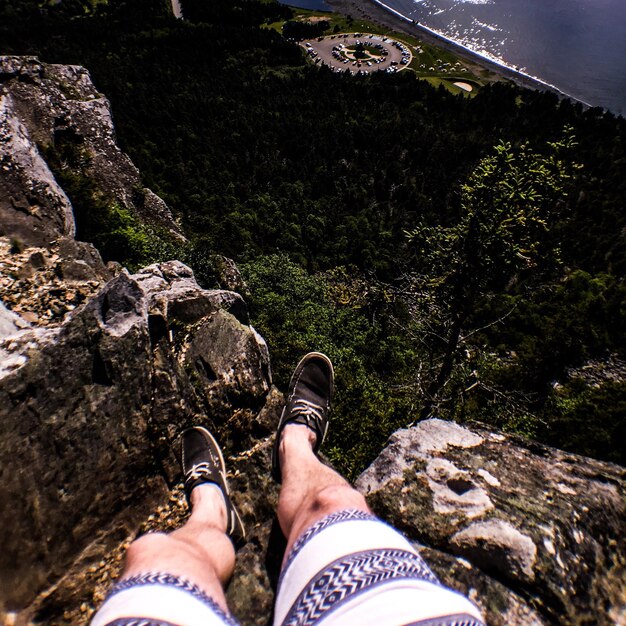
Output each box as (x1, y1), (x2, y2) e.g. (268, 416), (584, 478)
(120, 483), (234, 611)
(276, 423), (370, 557)
(90, 427), (244, 626)
(271, 355), (485, 626)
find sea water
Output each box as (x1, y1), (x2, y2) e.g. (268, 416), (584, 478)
(381, 0), (626, 114)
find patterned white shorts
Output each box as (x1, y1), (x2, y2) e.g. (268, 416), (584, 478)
(273, 509), (485, 626)
(89, 573), (238, 626)
(91, 509), (485, 626)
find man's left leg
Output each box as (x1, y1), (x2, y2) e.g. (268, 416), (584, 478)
(91, 427), (244, 626)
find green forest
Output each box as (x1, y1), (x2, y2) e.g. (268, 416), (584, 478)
(1, 0), (625, 478)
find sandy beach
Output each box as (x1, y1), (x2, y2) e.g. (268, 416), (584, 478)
(324, 0), (575, 100)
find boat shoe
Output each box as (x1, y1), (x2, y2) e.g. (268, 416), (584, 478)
(181, 426), (246, 543)
(271, 352), (334, 483)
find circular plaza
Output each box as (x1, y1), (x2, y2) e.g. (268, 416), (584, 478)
(303, 33), (412, 75)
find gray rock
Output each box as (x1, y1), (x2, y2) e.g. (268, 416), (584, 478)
(28, 251), (46, 270)
(0, 56), (183, 240)
(0, 299), (29, 338)
(416, 543), (546, 626)
(566, 355), (626, 388)
(214, 255), (252, 298)
(135, 261), (250, 325)
(357, 419), (484, 492)
(0, 94), (75, 247)
(356, 418), (626, 625)
(0, 262), (272, 618)
(426, 457), (494, 518)
(55, 238), (111, 281)
(450, 519), (537, 582)
(59, 258), (99, 282)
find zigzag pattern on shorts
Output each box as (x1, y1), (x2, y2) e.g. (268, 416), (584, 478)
(104, 572), (239, 626)
(279, 509), (378, 587)
(403, 614), (486, 626)
(282, 548), (442, 626)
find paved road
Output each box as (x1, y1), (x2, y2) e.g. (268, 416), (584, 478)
(303, 34), (412, 75)
(171, 0), (182, 18)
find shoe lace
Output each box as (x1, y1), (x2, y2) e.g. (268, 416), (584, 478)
(291, 398), (325, 429)
(186, 461), (215, 482)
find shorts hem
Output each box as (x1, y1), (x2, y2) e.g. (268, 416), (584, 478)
(402, 614), (486, 626)
(281, 548), (442, 626)
(98, 572), (238, 626)
(279, 508), (378, 589)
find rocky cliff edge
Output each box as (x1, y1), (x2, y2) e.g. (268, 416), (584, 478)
(0, 57), (624, 626)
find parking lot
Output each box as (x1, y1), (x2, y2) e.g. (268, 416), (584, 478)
(302, 33), (413, 75)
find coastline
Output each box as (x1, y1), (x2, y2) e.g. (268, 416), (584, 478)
(323, 0), (584, 104)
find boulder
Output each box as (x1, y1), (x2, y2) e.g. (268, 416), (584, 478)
(0, 261), (272, 621)
(356, 418), (626, 625)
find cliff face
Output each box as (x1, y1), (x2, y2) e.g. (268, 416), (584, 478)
(0, 56), (181, 244)
(0, 54), (187, 331)
(1, 57), (625, 626)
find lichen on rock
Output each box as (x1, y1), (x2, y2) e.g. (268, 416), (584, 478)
(356, 418), (626, 625)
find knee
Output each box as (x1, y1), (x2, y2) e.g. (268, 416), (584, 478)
(125, 532), (175, 567)
(309, 484), (369, 516)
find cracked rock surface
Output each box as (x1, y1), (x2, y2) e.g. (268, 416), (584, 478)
(356, 418), (626, 625)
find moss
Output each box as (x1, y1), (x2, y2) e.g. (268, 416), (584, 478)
(9, 238), (24, 254)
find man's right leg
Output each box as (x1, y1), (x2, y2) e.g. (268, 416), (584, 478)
(277, 423), (370, 558)
(272, 352), (486, 626)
